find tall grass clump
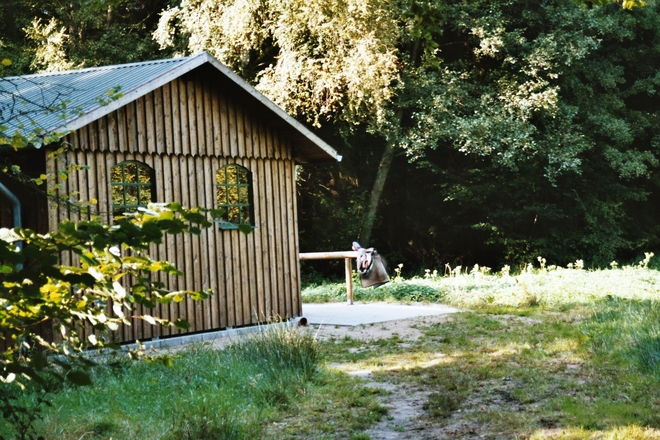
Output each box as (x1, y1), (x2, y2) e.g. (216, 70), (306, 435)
(224, 323), (319, 406)
(1, 323), (320, 440)
(582, 296), (660, 375)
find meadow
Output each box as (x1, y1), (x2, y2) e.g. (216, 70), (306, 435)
(3, 254), (660, 439)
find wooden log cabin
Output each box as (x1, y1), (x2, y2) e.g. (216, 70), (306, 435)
(0, 52), (341, 343)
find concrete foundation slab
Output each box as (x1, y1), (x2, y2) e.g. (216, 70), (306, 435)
(301, 302), (461, 326)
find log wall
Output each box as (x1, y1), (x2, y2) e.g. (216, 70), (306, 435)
(45, 70), (302, 342)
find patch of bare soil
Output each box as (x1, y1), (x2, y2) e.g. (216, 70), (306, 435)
(310, 315), (483, 440)
(362, 377), (434, 440)
(311, 315), (526, 440)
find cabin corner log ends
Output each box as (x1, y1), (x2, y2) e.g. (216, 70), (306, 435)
(299, 251), (358, 305)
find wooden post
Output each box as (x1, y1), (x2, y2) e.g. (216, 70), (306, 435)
(299, 251), (358, 305)
(345, 257), (353, 305)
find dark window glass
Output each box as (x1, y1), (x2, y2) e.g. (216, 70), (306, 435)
(111, 161), (155, 217)
(216, 164), (253, 228)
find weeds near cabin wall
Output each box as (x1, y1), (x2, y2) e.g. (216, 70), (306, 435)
(0, 323), (321, 439)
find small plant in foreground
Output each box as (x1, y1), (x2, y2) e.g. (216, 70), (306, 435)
(393, 263), (404, 282)
(423, 392), (461, 419)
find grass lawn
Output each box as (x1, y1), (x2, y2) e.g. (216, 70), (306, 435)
(4, 260), (660, 439)
(309, 307), (660, 439)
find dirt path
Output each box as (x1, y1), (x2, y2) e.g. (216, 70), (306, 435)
(313, 315), (488, 439)
(196, 314), (523, 438)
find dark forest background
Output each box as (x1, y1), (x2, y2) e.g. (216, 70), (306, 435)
(2, 0), (660, 277)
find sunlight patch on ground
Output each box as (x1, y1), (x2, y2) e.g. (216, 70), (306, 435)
(327, 351), (451, 376)
(492, 338), (583, 359)
(485, 347), (518, 358)
(529, 425), (660, 440)
(546, 337), (581, 353)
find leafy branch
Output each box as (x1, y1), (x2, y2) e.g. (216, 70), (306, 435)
(1, 203), (224, 389)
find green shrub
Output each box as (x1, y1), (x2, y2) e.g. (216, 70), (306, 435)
(302, 279), (447, 303)
(301, 282), (349, 302)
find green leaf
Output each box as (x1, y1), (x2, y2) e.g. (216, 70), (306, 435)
(190, 289), (213, 301)
(0, 265), (13, 274)
(29, 352), (48, 369)
(148, 355), (174, 367)
(173, 318), (191, 330)
(158, 210), (175, 221)
(238, 224), (254, 235)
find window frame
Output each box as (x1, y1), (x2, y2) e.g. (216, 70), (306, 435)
(110, 160), (156, 217)
(215, 163), (254, 230)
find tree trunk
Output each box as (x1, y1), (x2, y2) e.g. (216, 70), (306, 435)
(360, 113), (402, 245)
(360, 39), (421, 246)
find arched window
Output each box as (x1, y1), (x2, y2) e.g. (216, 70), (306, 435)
(216, 164), (253, 228)
(110, 161), (155, 216)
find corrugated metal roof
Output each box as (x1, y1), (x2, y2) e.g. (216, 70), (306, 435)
(0, 52), (340, 162)
(0, 57), (189, 136)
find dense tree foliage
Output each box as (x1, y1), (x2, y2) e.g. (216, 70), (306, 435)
(413, 1), (659, 268)
(157, 0), (656, 270)
(0, 0), (173, 74)
(2, 0), (659, 273)
(381, 0), (660, 268)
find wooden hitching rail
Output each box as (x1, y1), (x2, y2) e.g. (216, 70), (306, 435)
(299, 251), (358, 305)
